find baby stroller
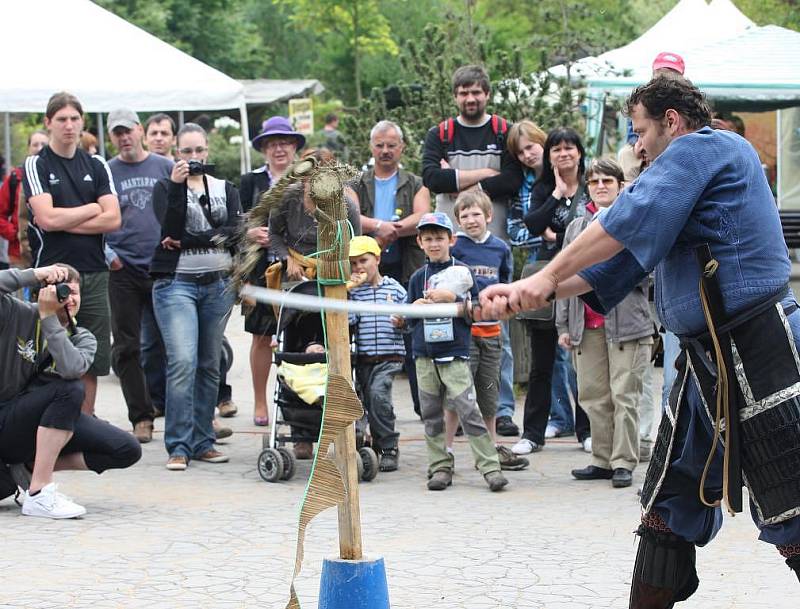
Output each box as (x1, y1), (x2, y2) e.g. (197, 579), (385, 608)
(257, 280), (379, 483)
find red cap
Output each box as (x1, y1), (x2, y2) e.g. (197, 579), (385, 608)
(652, 52), (685, 75)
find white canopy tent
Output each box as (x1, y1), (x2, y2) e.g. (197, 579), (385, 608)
(553, 0), (800, 207)
(240, 79), (325, 106)
(1, 0), (252, 169)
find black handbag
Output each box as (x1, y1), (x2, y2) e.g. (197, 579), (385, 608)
(515, 260), (555, 322)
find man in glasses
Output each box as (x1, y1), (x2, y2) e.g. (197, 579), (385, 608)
(106, 108), (173, 443)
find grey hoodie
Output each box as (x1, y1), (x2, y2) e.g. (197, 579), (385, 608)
(0, 268), (96, 403)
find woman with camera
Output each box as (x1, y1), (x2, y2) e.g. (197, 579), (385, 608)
(149, 123), (242, 471)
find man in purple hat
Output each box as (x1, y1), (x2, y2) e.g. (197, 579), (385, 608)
(239, 116), (305, 427)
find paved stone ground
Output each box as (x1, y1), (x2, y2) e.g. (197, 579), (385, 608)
(2, 316), (796, 609)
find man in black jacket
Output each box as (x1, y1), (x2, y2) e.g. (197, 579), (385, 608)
(0, 264), (141, 519)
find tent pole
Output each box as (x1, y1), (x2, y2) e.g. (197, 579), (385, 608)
(777, 110), (783, 208)
(239, 104), (251, 174)
(4, 113), (11, 176)
(97, 113), (106, 157)
(178, 111), (185, 128)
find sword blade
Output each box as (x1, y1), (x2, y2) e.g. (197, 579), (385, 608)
(240, 284), (465, 319)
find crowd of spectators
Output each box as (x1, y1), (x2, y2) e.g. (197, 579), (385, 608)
(1, 52), (734, 515)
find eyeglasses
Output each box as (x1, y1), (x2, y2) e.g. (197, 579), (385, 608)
(587, 177), (618, 187)
(178, 146), (208, 155)
(265, 139), (296, 150)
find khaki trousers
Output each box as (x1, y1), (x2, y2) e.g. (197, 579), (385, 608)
(574, 328), (651, 471)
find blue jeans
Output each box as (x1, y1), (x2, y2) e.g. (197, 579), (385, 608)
(548, 345), (578, 432)
(660, 330), (680, 409)
(495, 320), (516, 419)
(140, 301), (166, 413)
(153, 276), (234, 458)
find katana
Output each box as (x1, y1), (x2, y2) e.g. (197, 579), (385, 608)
(240, 284), (478, 320)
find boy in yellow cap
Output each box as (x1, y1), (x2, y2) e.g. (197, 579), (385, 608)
(348, 236), (407, 471)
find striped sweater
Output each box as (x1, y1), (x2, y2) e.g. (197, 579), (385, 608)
(349, 275), (407, 357)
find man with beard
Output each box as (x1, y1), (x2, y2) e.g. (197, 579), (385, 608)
(106, 109), (173, 443)
(422, 64), (523, 438)
(480, 76), (800, 607)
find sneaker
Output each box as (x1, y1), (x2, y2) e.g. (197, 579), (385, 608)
(213, 418), (233, 440)
(511, 438), (542, 455)
(217, 400), (238, 418)
(9, 463), (32, 491)
(496, 445), (529, 471)
(22, 483), (86, 519)
(427, 470), (453, 491)
(639, 441), (653, 462)
(196, 449), (229, 463)
(612, 468), (633, 488)
(133, 419), (153, 444)
(571, 465), (614, 480)
(166, 455), (188, 471)
(495, 416), (519, 437)
(484, 470), (509, 492)
(581, 437), (593, 453)
(544, 423), (561, 439)
(379, 449), (399, 472)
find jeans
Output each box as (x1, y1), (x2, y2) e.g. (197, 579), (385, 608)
(661, 330), (680, 409)
(495, 320), (516, 419)
(153, 276), (234, 458)
(140, 301), (166, 413)
(549, 345), (591, 441)
(109, 265), (155, 425)
(356, 360), (402, 451)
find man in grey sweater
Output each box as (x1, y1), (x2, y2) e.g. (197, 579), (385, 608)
(0, 265), (140, 519)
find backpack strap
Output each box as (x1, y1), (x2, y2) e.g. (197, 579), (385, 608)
(491, 115), (508, 148)
(438, 117), (455, 144)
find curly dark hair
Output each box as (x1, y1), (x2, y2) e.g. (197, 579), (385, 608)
(626, 76), (711, 131)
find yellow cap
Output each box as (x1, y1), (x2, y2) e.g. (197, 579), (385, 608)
(349, 235), (381, 258)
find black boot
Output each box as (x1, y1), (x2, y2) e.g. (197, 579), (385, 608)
(629, 524), (699, 609)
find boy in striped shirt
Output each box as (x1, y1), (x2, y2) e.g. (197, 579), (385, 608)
(348, 236), (407, 472)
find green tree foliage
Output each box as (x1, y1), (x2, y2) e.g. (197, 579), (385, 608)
(96, 0), (264, 78)
(275, 0), (399, 104)
(340, 4), (588, 172)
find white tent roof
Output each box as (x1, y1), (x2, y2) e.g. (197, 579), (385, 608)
(1, 0), (245, 112)
(557, 0), (754, 82)
(240, 80), (325, 105)
(589, 25), (800, 109)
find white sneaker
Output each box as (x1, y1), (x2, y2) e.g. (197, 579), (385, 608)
(22, 483), (86, 519)
(544, 424), (559, 439)
(511, 438), (540, 455)
(582, 437), (593, 453)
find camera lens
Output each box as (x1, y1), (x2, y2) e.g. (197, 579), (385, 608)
(55, 283), (71, 303)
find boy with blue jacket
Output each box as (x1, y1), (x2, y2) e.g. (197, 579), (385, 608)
(406, 212), (507, 492)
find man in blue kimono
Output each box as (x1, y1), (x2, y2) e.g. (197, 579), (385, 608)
(480, 76), (800, 607)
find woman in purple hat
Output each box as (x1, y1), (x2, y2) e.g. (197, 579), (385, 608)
(240, 117), (306, 427)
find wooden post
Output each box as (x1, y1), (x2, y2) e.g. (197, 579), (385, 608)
(311, 166), (363, 560)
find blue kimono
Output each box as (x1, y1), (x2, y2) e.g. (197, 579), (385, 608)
(579, 127), (800, 548)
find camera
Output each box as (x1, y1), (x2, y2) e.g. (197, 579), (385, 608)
(188, 160), (216, 176)
(55, 283), (72, 303)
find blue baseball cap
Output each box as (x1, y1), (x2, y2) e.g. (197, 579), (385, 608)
(416, 211), (453, 234)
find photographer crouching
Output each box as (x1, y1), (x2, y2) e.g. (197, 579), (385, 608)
(0, 264), (141, 519)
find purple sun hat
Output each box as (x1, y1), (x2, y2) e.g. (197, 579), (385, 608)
(251, 116), (306, 152)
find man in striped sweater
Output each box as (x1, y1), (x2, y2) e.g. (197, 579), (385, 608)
(348, 236), (407, 472)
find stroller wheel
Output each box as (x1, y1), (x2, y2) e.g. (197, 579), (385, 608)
(358, 447), (379, 482)
(257, 448), (284, 483)
(277, 447), (296, 481)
